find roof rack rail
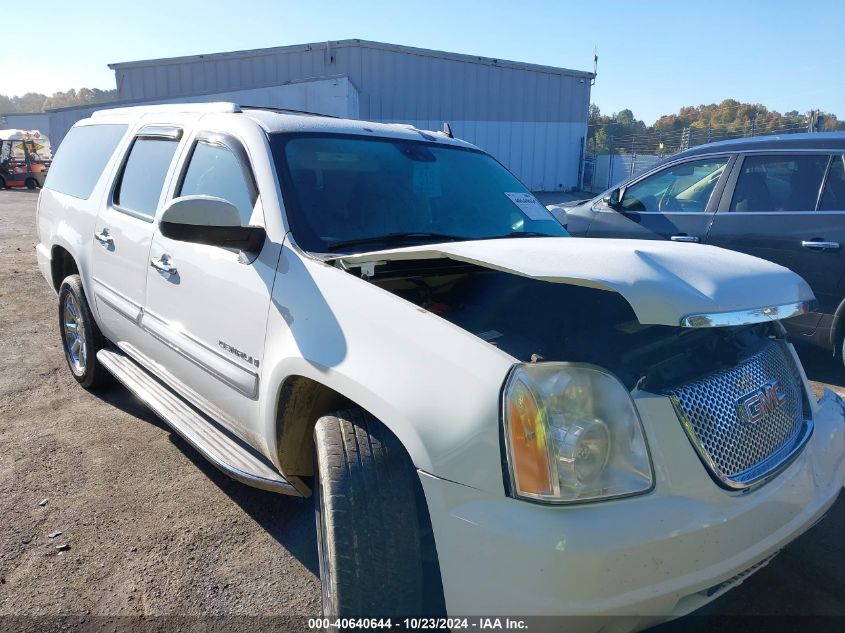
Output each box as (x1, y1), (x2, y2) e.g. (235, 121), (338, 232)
(238, 105), (338, 118)
(91, 102), (241, 117)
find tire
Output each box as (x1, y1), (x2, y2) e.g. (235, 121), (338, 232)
(58, 275), (111, 388)
(840, 334), (845, 373)
(25, 178), (37, 190)
(314, 409), (428, 618)
(0, 176), (5, 189)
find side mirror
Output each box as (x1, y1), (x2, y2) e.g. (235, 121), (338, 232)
(545, 204), (568, 229)
(602, 188), (622, 209)
(159, 195), (266, 252)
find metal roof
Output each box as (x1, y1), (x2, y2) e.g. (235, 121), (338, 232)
(107, 38), (595, 79)
(676, 132), (845, 158)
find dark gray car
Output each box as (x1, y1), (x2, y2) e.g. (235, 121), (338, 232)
(560, 132), (845, 363)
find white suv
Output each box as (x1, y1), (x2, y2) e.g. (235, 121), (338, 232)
(35, 103), (845, 629)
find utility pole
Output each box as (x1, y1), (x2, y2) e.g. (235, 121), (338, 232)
(707, 123), (712, 143)
(680, 127), (690, 152)
(750, 116), (756, 137)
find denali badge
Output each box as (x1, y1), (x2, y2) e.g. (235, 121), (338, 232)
(736, 379), (786, 425)
(219, 340), (260, 368)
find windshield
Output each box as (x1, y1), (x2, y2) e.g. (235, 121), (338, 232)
(270, 133), (568, 253)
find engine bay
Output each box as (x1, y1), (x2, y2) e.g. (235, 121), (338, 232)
(349, 258), (783, 392)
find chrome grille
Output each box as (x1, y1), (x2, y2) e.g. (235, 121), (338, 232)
(665, 341), (811, 488)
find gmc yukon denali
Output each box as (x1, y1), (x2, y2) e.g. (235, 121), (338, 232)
(35, 103), (845, 630)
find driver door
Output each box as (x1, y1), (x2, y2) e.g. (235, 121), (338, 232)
(586, 155), (733, 242)
(138, 131), (281, 449)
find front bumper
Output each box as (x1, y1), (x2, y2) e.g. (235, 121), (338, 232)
(420, 389), (845, 629)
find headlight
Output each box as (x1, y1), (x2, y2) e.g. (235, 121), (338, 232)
(503, 363), (653, 503)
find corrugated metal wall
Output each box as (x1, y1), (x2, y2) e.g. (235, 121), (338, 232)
(31, 77), (357, 148)
(110, 41), (592, 190)
(1, 113), (52, 138)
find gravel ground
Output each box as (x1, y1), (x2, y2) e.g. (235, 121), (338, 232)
(0, 189), (841, 630)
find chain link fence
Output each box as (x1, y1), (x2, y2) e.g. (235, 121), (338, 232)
(581, 115), (825, 194)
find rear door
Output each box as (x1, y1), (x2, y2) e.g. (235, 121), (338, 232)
(585, 155), (732, 243)
(90, 125), (183, 345)
(705, 152), (845, 337)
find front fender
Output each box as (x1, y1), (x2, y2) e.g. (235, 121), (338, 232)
(258, 244), (515, 495)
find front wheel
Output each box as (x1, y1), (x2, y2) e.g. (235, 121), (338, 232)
(58, 275), (111, 388)
(313, 409), (429, 618)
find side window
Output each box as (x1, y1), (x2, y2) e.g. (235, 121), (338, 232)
(620, 158), (728, 213)
(114, 138), (179, 218)
(178, 141), (257, 225)
(730, 154), (828, 212)
(44, 124), (128, 199)
(820, 155), (845, 211)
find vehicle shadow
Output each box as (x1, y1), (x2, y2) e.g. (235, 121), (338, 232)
(92, 383), (319, 577)
(167, 433), (319, 576)
(0, 188), (40, 195)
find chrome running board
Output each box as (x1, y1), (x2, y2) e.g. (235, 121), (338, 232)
(98, 347), (297, 495)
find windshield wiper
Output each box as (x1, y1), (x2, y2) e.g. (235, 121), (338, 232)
(486, 231), (560, 239)
(326, 232), (467, 251)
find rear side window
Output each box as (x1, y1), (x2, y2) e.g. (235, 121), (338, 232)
(114, 138), (179, 218)
(730, 155), (828, 212)
(820, 155), (845, 211)
(44, 124), (127, 199)
(178, 141), (257, 225)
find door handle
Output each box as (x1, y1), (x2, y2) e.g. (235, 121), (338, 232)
(802, 240), (840, 250)
(150, 254), (177, 275)
(94, 228), (113, 247)
(670, 234), (699, 243)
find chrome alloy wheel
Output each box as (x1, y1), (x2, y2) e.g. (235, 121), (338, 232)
(63, 293), (87, 375)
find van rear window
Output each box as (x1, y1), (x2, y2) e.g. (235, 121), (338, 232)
(45, 124), (127, 200)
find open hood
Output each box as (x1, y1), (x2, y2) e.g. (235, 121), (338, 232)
(334, 237), (815, 328)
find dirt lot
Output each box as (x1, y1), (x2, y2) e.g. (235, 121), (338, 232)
(0, 190), (842, 630)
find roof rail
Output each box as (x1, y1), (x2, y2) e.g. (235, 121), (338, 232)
(238, 105), (338, 118)
(91, 102), (241, 118)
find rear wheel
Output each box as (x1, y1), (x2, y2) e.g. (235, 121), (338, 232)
(313, 408), (429, 618)
(25, 178), (37, 190)
(0, 176), (6, 189)
(58, 275), (111, 388)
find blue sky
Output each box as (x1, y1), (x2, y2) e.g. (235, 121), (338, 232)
(7, 0), (843, 124)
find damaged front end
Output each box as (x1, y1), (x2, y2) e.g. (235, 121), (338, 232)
(333, 245), (818, 495)
(341, 256), (792, 394)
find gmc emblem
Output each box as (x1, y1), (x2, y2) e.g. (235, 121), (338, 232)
(736, 379), (787, 425)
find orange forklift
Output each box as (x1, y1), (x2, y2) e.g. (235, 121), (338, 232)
(0, 129), (51, 189)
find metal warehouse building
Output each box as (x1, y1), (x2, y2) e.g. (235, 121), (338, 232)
(8, 40), (595, 191)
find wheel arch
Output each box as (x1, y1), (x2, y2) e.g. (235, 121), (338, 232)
(50, 244), (80, 292)
(269, 370), (433, 482)
(273, 375), (351, 478)
(829, 296), (845, 353)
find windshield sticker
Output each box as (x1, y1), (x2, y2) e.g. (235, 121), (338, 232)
(412, 162), (442, 196)
(504, 192), (550, 221)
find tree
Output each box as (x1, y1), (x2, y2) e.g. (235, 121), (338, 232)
(588, 100), (845, 157)
(0, 88), (117, 114)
